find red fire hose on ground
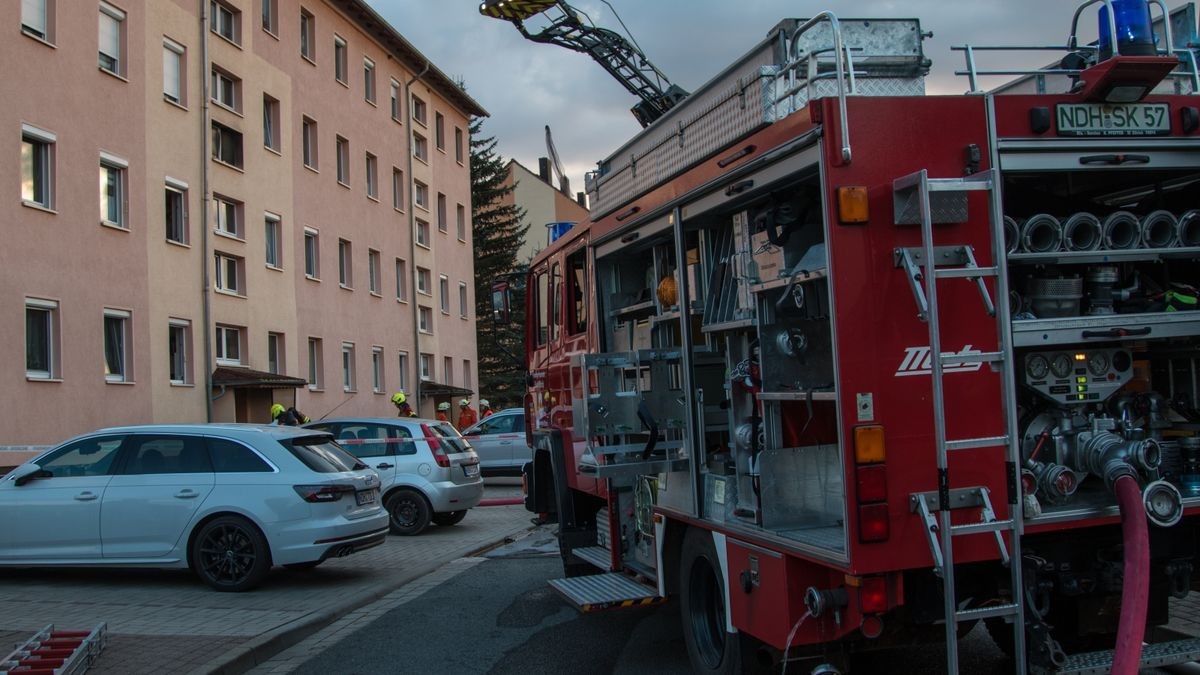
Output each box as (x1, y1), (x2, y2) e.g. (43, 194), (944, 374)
(1112, 474), (1149, 675)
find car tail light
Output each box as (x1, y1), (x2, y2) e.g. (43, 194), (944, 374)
(421, 423), (451, 468)
(856, 465), (888, 503)
(858, 503), (890, 543)
(860, 576), (888, 614)
(294, 484), (356, 503)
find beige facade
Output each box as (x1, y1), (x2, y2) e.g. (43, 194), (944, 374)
(2, 0), (485, 449)
(504, 159), (590, 264)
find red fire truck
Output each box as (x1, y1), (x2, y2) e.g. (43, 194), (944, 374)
(489, 2), (1200, 673)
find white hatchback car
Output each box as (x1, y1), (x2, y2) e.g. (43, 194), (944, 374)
(304, 418), (483, 536)
(0, 424), (389, 592)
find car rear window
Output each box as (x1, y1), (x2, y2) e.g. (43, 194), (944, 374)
(431, 423), (471, 454)
(282, 436), (367, 473)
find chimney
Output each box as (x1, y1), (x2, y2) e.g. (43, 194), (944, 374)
(559, 176), (570, 195)
(576, 192), (587, 208)
(538, 158), (550, 183)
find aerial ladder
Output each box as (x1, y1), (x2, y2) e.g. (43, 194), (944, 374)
(478, 0), (688, 127)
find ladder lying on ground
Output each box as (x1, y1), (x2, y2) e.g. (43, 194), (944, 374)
(0, 624), (107, 675)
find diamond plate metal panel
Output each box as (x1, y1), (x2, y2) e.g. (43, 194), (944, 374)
(894, 189), (970, 225)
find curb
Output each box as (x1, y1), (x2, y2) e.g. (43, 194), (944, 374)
(189, 521), (536, 675)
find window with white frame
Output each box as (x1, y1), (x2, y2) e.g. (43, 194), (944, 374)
(456, 204), (466, 241)
(363, 57), (376, 103)
(98, 3), (125, 77)
(416, 266), (431, 295)
(264, 213), (282, 268)
(371, 346), (384, 392)
(398, 351), (409, 391)
(439, 275), (449, 314)
(211, 121), (243, 168)
(418, 306), (432, 333)
(459, 282), (468, 318)
(211, 66), (240, 112)
(365, 152), (378, 199)
(368, 249), (380, 294)
(99, 154), (127, 228)
(413, 180), (428, 209)
(437, 193), (447, 232)
(304, 227), (319, 278)
(168, 319), (191, 384)
(163, 39), (185, 105)
(455, 127), (464, 164)
(213, 194), (242, 237)
(333, 35), (347, 84)
(22, 0), (52, 42)
(342, 342), (356, 391)
(103, 309), (131, 382)
(21, 125), (54, 209)
(411, 95), (427, 125)
(216, 324), (242, 365)
(419, 353), (433, 381)
(390, 79), (401, 121)
(302, 116), (317, 169)
(413, 133), (428, 162)
(214, 252), (244, 295)
(299, 8), (314, 61)
(263, 94), (281, 152)
(435, 112), (445, 151)
(338, 239), (352, 287)
(392, 167), (404, 210)
(416, 219), (430, 248)
(25, 298), (58, 380)
(395, 258), (407, 302)
(444, 357), (453, 385)
(261, 0), (278, 34)
(267, 331), (283, 374)
(307, 337), (322, 389)
(210, 0), (240, 45)
(335, 136), (349, 185)
(165, 178), (188, 244)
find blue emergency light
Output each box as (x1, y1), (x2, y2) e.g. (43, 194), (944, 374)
(1097, 0), (1157, 59)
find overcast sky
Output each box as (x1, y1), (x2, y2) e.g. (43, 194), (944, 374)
(370, 1), (1124, 191)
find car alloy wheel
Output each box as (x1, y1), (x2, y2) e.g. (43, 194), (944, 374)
(192, 515), (271, 592)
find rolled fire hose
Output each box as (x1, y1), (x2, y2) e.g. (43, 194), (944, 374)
(1062, 212), (1103, 252)
(1179, 210), (1200, 248)
(1003, 216), (1020, 254)
(1140, 210), (1179, 249)
(1112, 474), (1149, 675)
(1103, 211), (1142, 250)
(1020, 214), (1063, 253)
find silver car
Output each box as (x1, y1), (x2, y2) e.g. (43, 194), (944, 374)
(460, 408), (529, 477)
(304, 418), (483, 536)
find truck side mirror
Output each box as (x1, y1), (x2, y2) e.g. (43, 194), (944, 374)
(491, 280), (512, 323)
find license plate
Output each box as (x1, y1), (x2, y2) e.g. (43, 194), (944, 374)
(355, 488), (379, 506)
(1056, 103), (1170, 137)
(464, 463), (480, 478)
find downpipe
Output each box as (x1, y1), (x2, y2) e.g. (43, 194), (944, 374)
(1112, 474), (1149, 675)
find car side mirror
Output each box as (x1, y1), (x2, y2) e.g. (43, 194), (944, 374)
(11, 464), (50, 487)
(465, 429), (480, 436)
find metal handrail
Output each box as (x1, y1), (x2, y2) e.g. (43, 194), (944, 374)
(776, 12), (856, 163)
(1068, 0), (1175, 56)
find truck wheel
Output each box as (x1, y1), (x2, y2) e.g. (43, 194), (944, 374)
(680, 527), (743, 674)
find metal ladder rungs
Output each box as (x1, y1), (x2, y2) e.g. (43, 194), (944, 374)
(934, 266), (999, 279)
(951, 518), (1014, 536)
(955, 603), (1020, 622)
(945, 435), (1009, 451)
(940, 351), (1003, 365)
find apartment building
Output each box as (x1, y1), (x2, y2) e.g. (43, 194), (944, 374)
(503, 158), (589, 264)
(1, 0), (485, 449)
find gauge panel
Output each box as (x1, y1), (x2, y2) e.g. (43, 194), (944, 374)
(1022, 348), (1131, 404)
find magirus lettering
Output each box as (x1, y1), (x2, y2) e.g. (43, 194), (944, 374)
(895, 345), (985, 377)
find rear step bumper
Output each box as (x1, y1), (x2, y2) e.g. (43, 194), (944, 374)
(1058, 637), (1200, 674)
(548, 573), (663, 612)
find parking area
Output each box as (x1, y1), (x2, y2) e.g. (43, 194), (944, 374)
(0, 480), (531, 675)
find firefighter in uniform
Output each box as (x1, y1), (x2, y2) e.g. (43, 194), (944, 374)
(270, 403), (310, 426)
(436, 401), (451, 423)
(457, 398), (478, 430)
(391, 392), (416, 417)
(479, 399), (494, 418)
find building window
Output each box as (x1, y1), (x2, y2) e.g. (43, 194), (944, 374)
(333, 35), (347, 84)
(307, 337), (322, 389)
(444, 357), (453, 385)
(163, 39), (185, 105)
(214, 252), (244, 295)
(418, 306), (432, 333)
(413, 133), (428, 162)
(338, 238), (352, 288)
(371, 347), (384, 393)
(435, 113), (445, 151)
(342, 342), (356, 392)
(25, 298), (58, 380)
(419, 353), (433, 381)
(265, 213), (282, 268)
(261, 0), (277, 34)
(335, 136), (349, 185)
(463, 360), (471, 389)
(169, 319), (190, 384)
(22, 0), (52, 42)
(437, 193), (447, 232)
(416, 219), (430, 248)
(368, 248), (380, 294)
(267, 332), (283, 374)
(213, 194), (242, 237)
(165, 179), (188, 244)
(216, 324), (242, 365)
(411, 95), (427, 125)
(21, 125), (55, 210)
(392, 167), (404, 211)
(459, 282), (468, 318)
(304, 227), (319, 279)
(211, 66), (240, 112)
(302, 116), (317, 169)
(99, 155), (127, 229)
(103, 309), (130, 382)
(439, 275), (449, 314)
(398, 352), (409, 391)
(363, 57), (376, 104)
(395, 258), (408, 301)
(456, 204), (466, 241)
(211, 121), (243, 168)
(299, 8), (314, 61)
(455, 127), (464, 164)
(413, 180), (428, 210)
(263, 94), (281, 152)
(98, 3), (125, 77)
(365, 152), (378, 199)
(210, 0), (240, 45)
(390, 79), (401, 121)
(416, 266), (431, 295)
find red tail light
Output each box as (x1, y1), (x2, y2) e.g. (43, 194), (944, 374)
(858, 503), (890, 543)
(421, 423), (451, 468)
(856, 465), (888, 503)
(294, 484), (356, 502)
(860, 576), (889, 614)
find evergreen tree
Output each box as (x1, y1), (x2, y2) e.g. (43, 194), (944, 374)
(470, 117), (529, 409)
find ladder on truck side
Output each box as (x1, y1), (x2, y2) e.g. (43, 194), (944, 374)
(893, 168), (1026, 675)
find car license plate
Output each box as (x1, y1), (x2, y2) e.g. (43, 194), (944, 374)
(464, 463), (480, 478)
(1056, 103), (1170, 137)
(355, 488), (379, 506)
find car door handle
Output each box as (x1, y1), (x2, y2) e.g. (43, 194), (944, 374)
(500, 441), (513, 446)
(375, 463), (394, 469)
(75, 491), (98, 501)
(174, 489), (200, 499)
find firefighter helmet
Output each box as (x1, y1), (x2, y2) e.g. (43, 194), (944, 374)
(391, 392), (406, 405)
(459, 398), (471, 407)
(479, 399), (490, 408)
(437, 402), (450, 411)
(270, 403), (285, 419)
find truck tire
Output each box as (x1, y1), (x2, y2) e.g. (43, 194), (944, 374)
(680, 527), (744, 675)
